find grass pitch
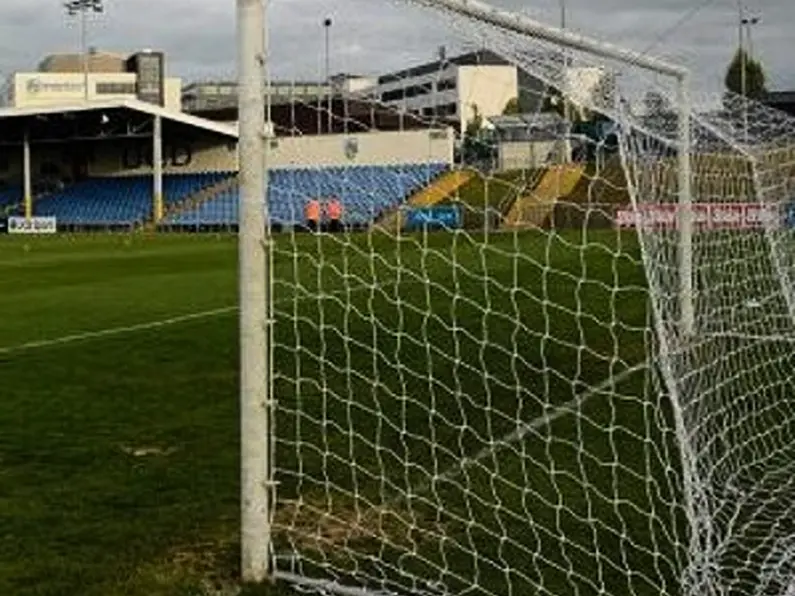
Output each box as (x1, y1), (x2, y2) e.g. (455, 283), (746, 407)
(0, 231), (682, 596)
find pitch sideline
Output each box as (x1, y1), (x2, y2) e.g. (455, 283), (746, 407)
(0, 280), (422, 356)
(0, 306), (239, 356)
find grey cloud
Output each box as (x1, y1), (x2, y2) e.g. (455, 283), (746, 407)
(0, 0), (792, 93)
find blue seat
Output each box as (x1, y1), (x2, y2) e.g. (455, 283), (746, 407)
(167, 163), (449, 227)
(32, 172), (233, 225)
(0, 187), (22, 210)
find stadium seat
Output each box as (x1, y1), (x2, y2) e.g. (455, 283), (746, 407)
(166, 163), (449, 227)
(31, 172), (234, 226)
(0, 187), (22, 211)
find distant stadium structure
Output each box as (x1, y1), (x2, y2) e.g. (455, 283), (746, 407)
(182, 75), (377, 113)
(4, 48), (180, 111)
(368, 49), (615, 133)
(372, 49), (527, 132)
(182, 80), (332, 113)
(0, 49), (454, 233)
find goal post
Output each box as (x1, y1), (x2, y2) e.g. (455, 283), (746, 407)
(237, 0), (271, 583)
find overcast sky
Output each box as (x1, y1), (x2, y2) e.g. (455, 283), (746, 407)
(0, 0), (791, 95)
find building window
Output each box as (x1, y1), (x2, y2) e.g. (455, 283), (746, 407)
(437, 102), (457, 116)
(436, 78), (456, 92)
(96, 82), (136, 95)
(405, 82), (432, 99)
(381, 88), (402, 102)
(382, 82), (433, 103)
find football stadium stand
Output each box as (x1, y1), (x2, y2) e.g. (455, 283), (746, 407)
(31, 172), (234, 226)
(0, 99), (454, 230)
(165, 163), (449, 228)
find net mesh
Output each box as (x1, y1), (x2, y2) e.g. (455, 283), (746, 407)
(628, 91), (795, 596)
(234, 2), (795, 594)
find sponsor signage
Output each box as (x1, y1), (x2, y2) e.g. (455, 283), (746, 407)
(403, 205), (462, 231)
(615, 203), (782, 231)
(8, 216), (57, 235)
(25, 78), (84, 95)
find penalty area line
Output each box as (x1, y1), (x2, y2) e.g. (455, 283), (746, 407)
(401, 360), (650, 501)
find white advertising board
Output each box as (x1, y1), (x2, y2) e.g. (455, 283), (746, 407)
(8, 216), (57, 235)
(615, 203), (781, 231)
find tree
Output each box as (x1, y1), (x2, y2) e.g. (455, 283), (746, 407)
(461, 103), (494, 164)
(465, 103), (483, 139)
(502, 97), (520, 116)
(724, 48), (767, 100)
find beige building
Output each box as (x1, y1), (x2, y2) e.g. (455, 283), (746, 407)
(182, 80), (333, 113)
(4, 50), (182, 112)
(372, 50), (524, 132)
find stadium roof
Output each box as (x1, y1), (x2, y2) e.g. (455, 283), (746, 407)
(377, 49), (510, 85)
(190, 96), (433, 135)
(0, 99), (238, 141)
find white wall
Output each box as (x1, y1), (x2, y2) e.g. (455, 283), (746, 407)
(457, 66), (518, 131)
(498, 141), (557, 171)
(92, 128), (453, 175)
(163, 78), (181, 111)
(373, 64), (518, 132)
(336, 76), (378, 97)
(268, 128), (454, 168)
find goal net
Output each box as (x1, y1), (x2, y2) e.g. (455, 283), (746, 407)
(628, 91), (795, 596)
(239, 1), (795, 595)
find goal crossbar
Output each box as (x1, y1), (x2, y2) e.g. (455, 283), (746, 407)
(403, 0), (689, 79)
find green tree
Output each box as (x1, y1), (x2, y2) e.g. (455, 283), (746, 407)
(724, 48), (767, 100)
(461, 103), (493, 164)
(465, 103), (483, 139)
(502, 97), (520, 115)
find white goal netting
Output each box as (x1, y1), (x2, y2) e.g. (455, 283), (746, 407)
(244, 2), (795, 595)
(629, 91), (795, 596)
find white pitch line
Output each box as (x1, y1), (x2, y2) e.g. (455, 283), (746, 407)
(0, 306), (239, 356)
(402, 360), (650, 501)
(0, 280), (421, 356)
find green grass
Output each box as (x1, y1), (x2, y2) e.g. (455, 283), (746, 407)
(0, 231), (687, 596)
(270, 229), (685, 595)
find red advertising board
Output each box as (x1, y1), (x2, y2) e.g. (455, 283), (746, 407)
(615, 203), (780, 231)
